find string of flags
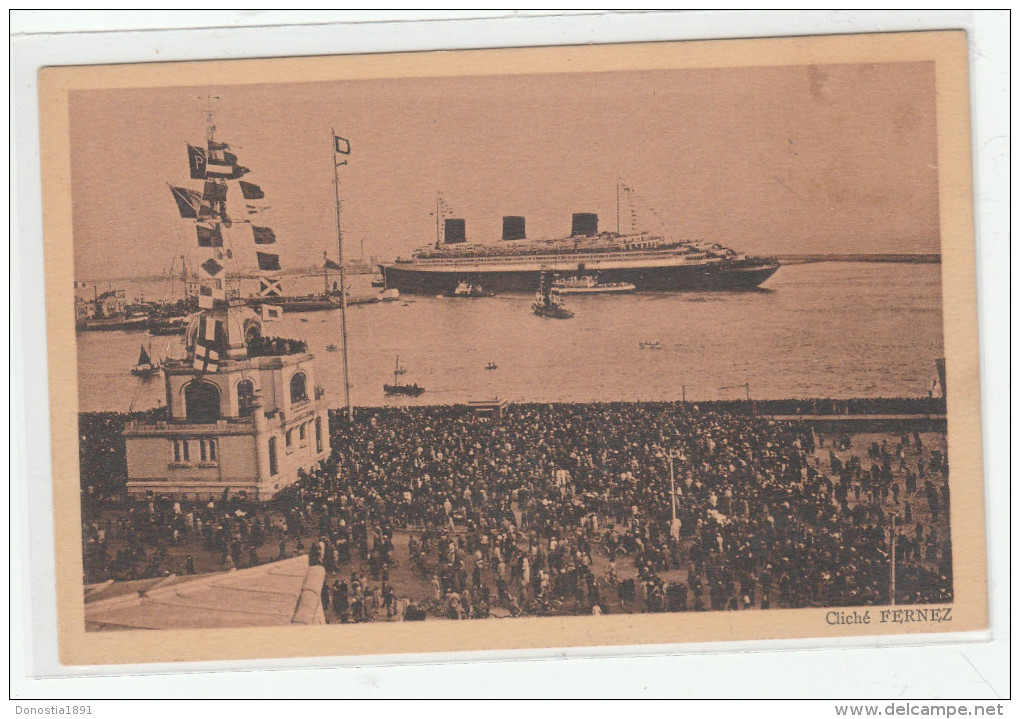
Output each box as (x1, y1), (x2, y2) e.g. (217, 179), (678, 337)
(192, 314), (223, 372)
(619, 183), (665, 234)
(172, 131), (279, 308)
(168, 127), (352, 365)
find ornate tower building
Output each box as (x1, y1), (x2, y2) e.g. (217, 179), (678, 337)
(123, 302), (329, 501)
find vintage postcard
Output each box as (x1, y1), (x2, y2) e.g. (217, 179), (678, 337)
(39, 30), (986, 666)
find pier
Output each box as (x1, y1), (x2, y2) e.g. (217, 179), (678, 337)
(761, 413), (947, 433)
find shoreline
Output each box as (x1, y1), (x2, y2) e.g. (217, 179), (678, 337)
(77, 396), (947, 418)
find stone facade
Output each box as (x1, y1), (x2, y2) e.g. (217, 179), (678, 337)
(124, 303), (330, 501)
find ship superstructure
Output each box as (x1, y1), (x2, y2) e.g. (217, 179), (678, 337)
(380, 209), (779, 294)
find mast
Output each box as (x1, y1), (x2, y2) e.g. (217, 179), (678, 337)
(323, 250), (329, 296)
(435, 192), (441, 247)
(332, 130), (353, 422)
(616, 179), (621, 235)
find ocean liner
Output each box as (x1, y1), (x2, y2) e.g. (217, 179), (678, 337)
(379, 208), (779, 294)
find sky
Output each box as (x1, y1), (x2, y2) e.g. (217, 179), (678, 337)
(69, 61), (940, 280)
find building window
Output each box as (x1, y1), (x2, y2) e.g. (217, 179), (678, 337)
(315, 417), (323, 453)
(184, 381), (221, 423)
(268, 437), (278, 476)
(181, 440), (190, 462)
(237, 380), (255, 418)
(285, 429), (293, 448)
(299, 423), (306, 441)
(172, 440), (181, 463)
(199, 440), (207, 462)
(208, 438), (217, 461)
(290, 372), (308, 405)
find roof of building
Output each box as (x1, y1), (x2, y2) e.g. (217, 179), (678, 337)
(84, 556), (324, 631)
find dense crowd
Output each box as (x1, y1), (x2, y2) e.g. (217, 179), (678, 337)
(80, 402), (953, 619)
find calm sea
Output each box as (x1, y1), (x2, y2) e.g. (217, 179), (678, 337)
(75, 262), (945, 413)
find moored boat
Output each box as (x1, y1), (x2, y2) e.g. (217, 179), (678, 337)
(130, 344), (161, 378)
(148, 315), (189, 335)
(383, 355), (425, 397)
(77, 315), (151, 333)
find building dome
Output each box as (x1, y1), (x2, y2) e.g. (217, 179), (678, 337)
(185, 303), (264, 361)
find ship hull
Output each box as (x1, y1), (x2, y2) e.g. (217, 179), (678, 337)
(380, 261), (779, 295)
(384, 384), (425, 397)
(76, 317), (151, 333)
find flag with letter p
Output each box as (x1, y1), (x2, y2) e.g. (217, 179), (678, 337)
(187, 144), (207, 179)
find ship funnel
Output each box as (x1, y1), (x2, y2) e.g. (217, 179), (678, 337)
(502, 216), (526, 241)
(444, 218), (466, 244)
(571, 213), (598, 237)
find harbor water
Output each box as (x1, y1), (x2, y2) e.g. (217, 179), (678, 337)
(75, 262), (945, 412)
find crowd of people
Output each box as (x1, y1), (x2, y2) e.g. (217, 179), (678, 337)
(80, 401), (954, 619)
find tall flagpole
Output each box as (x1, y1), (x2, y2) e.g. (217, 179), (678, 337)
(669, 454), (677, 523)
(332, 131), (353, 422)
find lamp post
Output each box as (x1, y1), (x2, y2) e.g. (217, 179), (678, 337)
(889, 512), (899, 606)
(668, 450), (682, 544)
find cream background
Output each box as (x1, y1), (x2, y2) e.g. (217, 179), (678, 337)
(36, 30), (987, 669)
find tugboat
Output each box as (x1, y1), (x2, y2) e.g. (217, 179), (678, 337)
(485, 362), (498, 370)
(639, 340), (663, 350)
(131, 343), (161, 378)
(551, 274), (635, 295)
(532, 273), (574, 319)
(444, 280), (495, 298)
(383, 355), (425, 397)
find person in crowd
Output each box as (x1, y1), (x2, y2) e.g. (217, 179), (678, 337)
(79, 401), (953, 617)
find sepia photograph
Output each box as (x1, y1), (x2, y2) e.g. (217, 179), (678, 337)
(36, 28), (987, 666)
